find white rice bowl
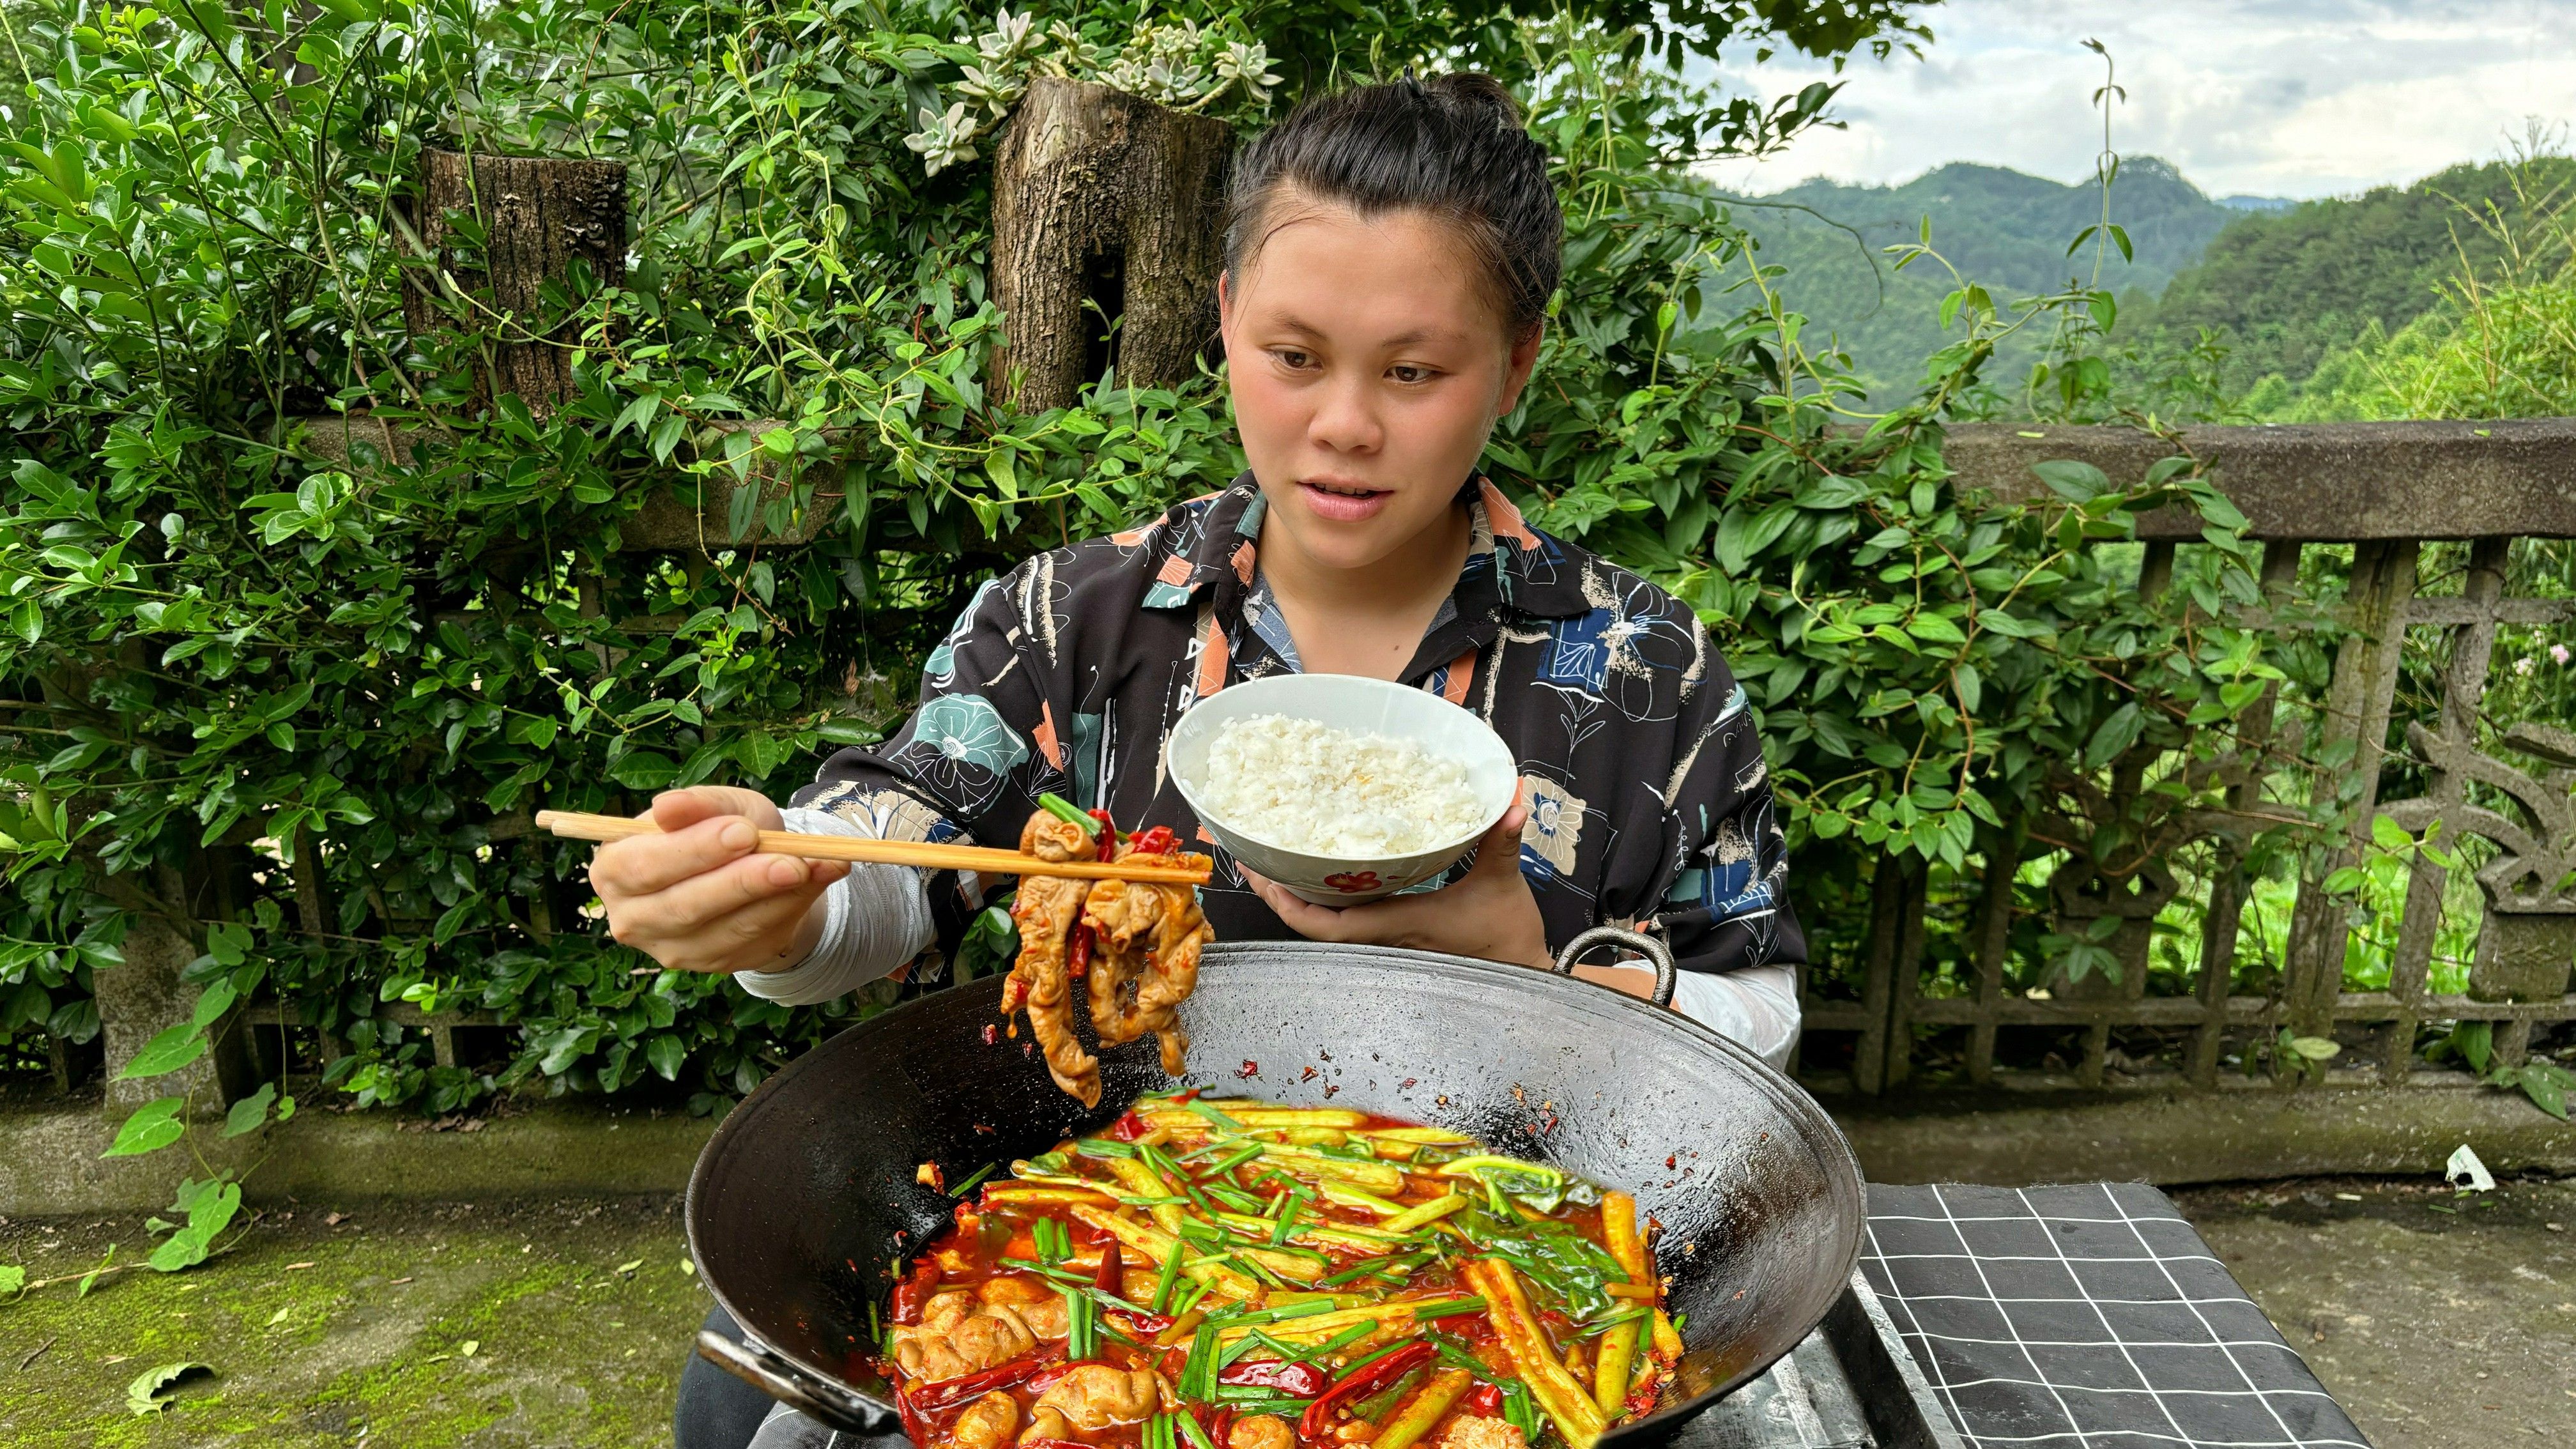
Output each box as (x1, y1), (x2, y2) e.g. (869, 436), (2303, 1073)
(1166, 674), (1519, 905)
(1196, 715), (1485, 857)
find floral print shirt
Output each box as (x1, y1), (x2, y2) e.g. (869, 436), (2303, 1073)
(792, 475), (1803, 988)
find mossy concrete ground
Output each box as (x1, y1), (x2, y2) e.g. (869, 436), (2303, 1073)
(2175, 1174), (2576, 1448)
(1, 1098), (717, 1216)
(4, 1177), (2571, 1448)
(0, 1196), (706, 1448)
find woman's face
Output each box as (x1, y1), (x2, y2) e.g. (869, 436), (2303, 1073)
(1220, 194), (1542, 574)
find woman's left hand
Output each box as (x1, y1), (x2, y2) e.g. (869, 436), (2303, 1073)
(1240, 801), (1552, 968)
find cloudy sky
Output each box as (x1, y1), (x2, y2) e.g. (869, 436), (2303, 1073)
(1701, 0), (2576, 201)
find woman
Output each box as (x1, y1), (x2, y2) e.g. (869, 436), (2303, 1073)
(616, 74), (1804, 1449)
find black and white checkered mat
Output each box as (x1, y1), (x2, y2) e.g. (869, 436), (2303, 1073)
(1859, 1183), (2371, 1449)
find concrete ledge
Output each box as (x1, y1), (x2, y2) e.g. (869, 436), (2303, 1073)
(9, 1086), (2572, 1216)
(0, 1103), (717, 1215)
(1834, 1085), (2576, 1186)
(1946, 417), (2576, 542)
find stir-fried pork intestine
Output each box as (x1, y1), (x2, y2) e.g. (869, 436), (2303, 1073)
(1002, 809), (1212, 1097)
(889, 1289), (1037, 1383)
(1023, 1365), (1170, 1437)
(1227, 1416), (1295, 1449)
(951, 1393), (1021, 1449)
(973, 1274), (1068, 1340)
(1080, 839), (1211, 1077)
(1003, 813), (1101, 1107)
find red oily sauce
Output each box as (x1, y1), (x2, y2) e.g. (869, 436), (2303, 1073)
(870, 1096), (1675, 1449)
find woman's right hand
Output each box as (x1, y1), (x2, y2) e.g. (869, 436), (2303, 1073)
(589, 786), (849, 974)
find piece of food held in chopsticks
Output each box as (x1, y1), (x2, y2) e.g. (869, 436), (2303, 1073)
(1003, 797), (1216, 1107)
(877, 1096), (1678, 1449)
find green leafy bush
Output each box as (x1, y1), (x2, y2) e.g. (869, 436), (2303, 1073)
(1, 0), (2333, 1128)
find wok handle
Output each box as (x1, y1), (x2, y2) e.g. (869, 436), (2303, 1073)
(1551, 924), (1677, 1008)
(694, 1330), (900, 1435)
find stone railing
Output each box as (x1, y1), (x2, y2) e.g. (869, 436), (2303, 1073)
(1797, 418), (2576, 1097)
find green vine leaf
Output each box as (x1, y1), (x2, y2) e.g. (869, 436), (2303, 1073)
(113, 1022), (208, 1082)
(148, 1177), (243, 1273)
(221, 1082), (278, 1138)
(102, 1098), (187, 1158)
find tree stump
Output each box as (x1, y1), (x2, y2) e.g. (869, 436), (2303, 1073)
(404, 150), (628, 412)
(989, 78), (1233, 410)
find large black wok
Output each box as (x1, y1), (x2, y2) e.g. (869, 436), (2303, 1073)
(688, 931), (1865, 1445)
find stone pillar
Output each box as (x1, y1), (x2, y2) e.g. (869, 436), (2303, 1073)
(2283, 538), (2420, 1038)
(96, 909), (222, 1113)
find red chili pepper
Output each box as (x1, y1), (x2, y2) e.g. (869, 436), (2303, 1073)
(1160, 1347), (1190, 1382)
(910, 1354), (1045, 1410)
(889, 1259), (940, 1326)
(1131, 824), (1179, 856)
(1068, 923), (1093, 980)
(1029, 1363), (1075, 1395)
(1301, 1343), (1436, 1438)
(1108, 1110), (1149, 1142)
(1022, 1439), (1094, 1449)
(1208, 1407), (1235, 1449)
(896, 1388), (933, 1443)
(1219, 1358), (1331, 1397)
(1088, 808), (1118, 841)
(1462, 1383), (1503, 1416)
(1094, 1242), (1124, 1292)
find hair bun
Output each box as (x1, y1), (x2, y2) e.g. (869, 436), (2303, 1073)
(1424, 72), (1523, 128)
(1223, 72), (1563, 335)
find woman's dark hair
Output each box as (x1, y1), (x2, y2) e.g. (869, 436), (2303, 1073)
(1224, 73), (1563, 338)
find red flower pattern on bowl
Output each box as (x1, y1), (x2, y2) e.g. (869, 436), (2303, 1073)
(1322, 871), (1383, 894)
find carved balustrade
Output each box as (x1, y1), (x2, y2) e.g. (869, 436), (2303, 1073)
(1799, 420), (2576, 1096)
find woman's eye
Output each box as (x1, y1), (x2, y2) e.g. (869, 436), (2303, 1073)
(1389, 365), (1438, 384)
(1273, 349), (1314, 370)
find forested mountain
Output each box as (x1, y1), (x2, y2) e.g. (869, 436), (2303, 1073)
(1717, 151), (2573, 410)
(2134, 157), (2576, 401)
(1722, 157), (2253, 397)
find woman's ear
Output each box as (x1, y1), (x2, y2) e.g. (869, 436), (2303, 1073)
(1216, 270), (1234, 333)
(1495, 319), (1545, 416)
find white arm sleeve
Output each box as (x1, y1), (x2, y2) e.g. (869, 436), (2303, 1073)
(732, 807), (938, 1007)
(1667, 963), (1801, 1070)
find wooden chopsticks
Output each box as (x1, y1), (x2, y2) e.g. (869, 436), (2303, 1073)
(532, 810), (1213, 885)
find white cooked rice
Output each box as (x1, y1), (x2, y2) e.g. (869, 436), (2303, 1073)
(1197, 713), (1485, 856)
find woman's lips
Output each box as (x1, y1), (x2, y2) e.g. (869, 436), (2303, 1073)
(1295, 479), (1392, 523)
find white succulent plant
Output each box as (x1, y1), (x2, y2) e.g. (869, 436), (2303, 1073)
(1213, 40), (1281, 108)
(902, 9), (1280, 177)
(1033, 20), (1109, 77)
(901, 101), (979, 176)
(956, 61), (1025, 118)
(976, 8), (1036, 65)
